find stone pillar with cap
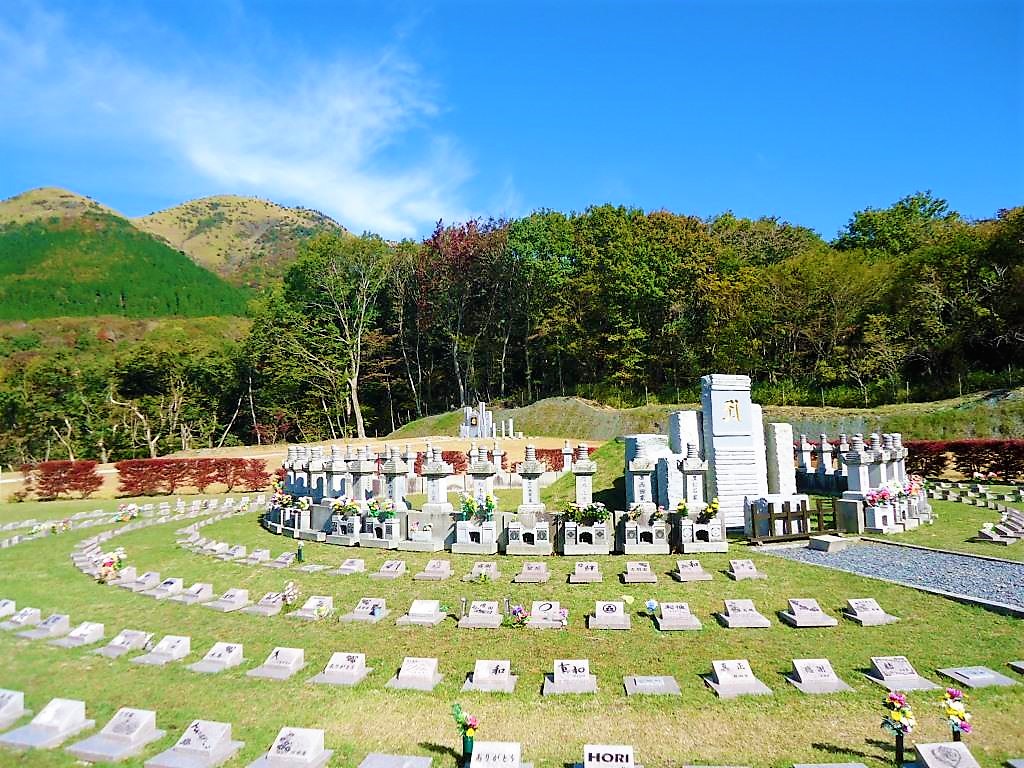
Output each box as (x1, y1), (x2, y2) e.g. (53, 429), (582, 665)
(867, 433), (889, 489)
(421, 447), (455, 515)
(837, 434), (850, 477)
(628, 443), (657, 513)
(516, 445), (547, 516)
(572, 444), (597, 506)
(382, 447), (410, 511)
(561, 441), (574, 475)
(816, 434), (834, 477)
(797, 434), (815, 474)
(467, 442), (498, 499)
(347, 446), (377, 511)
(307, 446), (326, 502)
(326, 446), (348, 498)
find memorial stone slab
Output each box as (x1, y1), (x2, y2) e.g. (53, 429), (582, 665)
(673, 559), (713, 582)
(470, 741), (529, 768)
(206, 589), (250, 613)
(623, 561), (657, 584)
(1, 607), (41, 631)
(717, 599), (771, 629)
(914, 742), (981, 768)
(288, 596), (334, 621)
(107, 567), (139, 588)
(334, 558), (367, 576)
(17, 613), (71, 640)
(414, 559), (453, 581)
(241, 549), (271, 566)
(145, 578), (184, 600)
(95, 629), (152, 659)
(385, 657), (443, 691)
(144, 719), (243, 768)
(309, 652), (372, 686)
(188, 642), (245, 674)
(842, 598), (899, 626)
(296, 563), (330, 573)
(247, 727), (333, 768)
(370, 560), (407, 580)
(243, 592), (285, 617)
(463, 561), (501, 582)
(263, 553), (297, 569)
(131, 635), (191, 667)
(623, 675), (681, 696)
(779, 599), (839, 628)
(66, 707), (165, 763)
(217, 545), (247, 562)
(543, 659), (597, 695)
(462, 659), (517, 693)
(655, 602), (702, 631)
(247, 647), (306, 680)
(397, 599), (446, 626)
(0, 690), (30, 731)
(864, 656), (939, 691)
(526, 600), (565, 629)
(358, 754), (432, 768)
(340, 597), (389, 623)
(169, 583), (215, 606)
(50, 621), (104, 648)
(0, 698), (94, 750)
(458, 601), (503, 630)
(123, 571), (161, 593)
(513, 561), (551, 583)
(786, 658), (853, 694)
(937, 666), (1018, 688)
(568, 561), (603, 584)
(588, 601), (631, 630)
(726, 559), (766, 581)
(703, 659), (772, 698)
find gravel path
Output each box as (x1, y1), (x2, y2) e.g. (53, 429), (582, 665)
(764, 543), (1024, 609)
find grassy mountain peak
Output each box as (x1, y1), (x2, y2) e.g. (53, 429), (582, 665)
(135, 195), (347, 287)
(0, 187), (120, 225)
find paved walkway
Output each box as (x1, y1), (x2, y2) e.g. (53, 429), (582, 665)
(764, 542), (1024, 610)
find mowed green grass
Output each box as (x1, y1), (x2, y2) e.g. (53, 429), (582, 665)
(0, 503), (1022, 768)
(884, 498), (1024, 562)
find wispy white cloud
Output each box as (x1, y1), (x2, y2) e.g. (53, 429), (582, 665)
(0, 3), (471, 237)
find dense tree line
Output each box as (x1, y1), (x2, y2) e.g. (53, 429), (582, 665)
(1, 193), (1021, 464)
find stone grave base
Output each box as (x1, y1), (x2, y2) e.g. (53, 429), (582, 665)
(561, 544), (611, 556)
(623, 573), (657, 584)
(862, 672), (939, 691)
(396, 613), (446, 627)
(702, 675), (772, 699)
(246, 664), (305, 681)
(397, 540), (446, 552)
(0, 705), (30, 731)
(458, 615), (503, 629)
(680, 541), (729, 554)
(505, 543), (553, 556)
(384, 673), (442, 692)
(786, 673), (853, 694)
(146, 739), (243, 768)
(451, 542), (499, 555)
(339, 610), (389, 624)
(622, 543), (671, 555)
(49, 635), (100, 649)
(412, 572), (451, 581)
(130, 653), (177, 667)
(655, 615), (702, 631)
(513, 572), (550, 584)
(205, 600), (249, 613)
(461, 674), (517, 693)
(842, 609), (897, 627)
(672, 571), (713, 582)
(242, 605), (282, 617)
(726, 571), (766, 581)
(808, 535), (853, 553)
(623, 675), (681, 696)
(588, 616), (631, 631)
(358, 753), (433, 768)
(526, 618), (563, 629)
(542, 674), (597, 695)
(0, 719), (95, 750)
(902, 517), (920, 530)
(249, 749), (333, 768)
(937, 667), (1019, 688)
(297, 530), (327, 542)
(296, 564), (329, 573)
(368, 573), (402, 581)
(568, 574), (602, 584)
(67, 729), (165, 762)
(716, 613), (771, 630)
(793, 763), (868, 768)
(779, 611), (838, 628)
(188, 659), (239, 675)
(1010, 660), (1024, 675)
(324, 534), (360, 546)
(309, 666), (373, 686)
(360, 538), (400, 550)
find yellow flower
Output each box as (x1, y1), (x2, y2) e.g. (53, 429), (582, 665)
(892, 712), (902, 722)
(621, 595), (635, 605)
(466, 728), (475, 737)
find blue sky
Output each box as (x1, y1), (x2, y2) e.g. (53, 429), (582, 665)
(0, 0), (1020, 239)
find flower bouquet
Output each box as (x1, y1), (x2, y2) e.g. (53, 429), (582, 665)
(881, 691), (915, 766)
(865, 487), (895, 507)
(505, 604), (530, 628)
(559, 501), (609, 525)
(451, 703), (478, 764)
(942, 688), (971, 740)
(331, 497), (360, 516)
(458, 492), (495, 522)
(368, 498), (396, 521)
(96, 548), (127, 584)
(697, 497), (720, 523)
(117, 503), (139, 523)
(282, 581), (299, 606)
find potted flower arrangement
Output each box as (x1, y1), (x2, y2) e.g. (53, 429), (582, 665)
(296, 497), (311, 512)
(282, 581), (299, 606)
(881, 691), (915, 766)
(331, 497), (360, 516)
(865, 487), (895, 507)
(458, 492), (495, 522)
(95, 548), (127, 584)
(451, 703), (478, 765)
(941, 688), (971, 741)
(697, 497), (720, 523)
(368, 498), (396, 521)
(117, 503), (139, 523)
(559, 501), (609, 526)
(505, 604), (530, 628)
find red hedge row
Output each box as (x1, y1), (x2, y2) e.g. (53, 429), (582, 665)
(114, 458), (272, 497)
(411, 446), (594, 474)
(904, 439), (1024, 480)
(21, 460), (103, 500)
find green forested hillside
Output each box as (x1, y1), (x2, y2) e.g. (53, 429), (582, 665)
(0, 212), (249, 319)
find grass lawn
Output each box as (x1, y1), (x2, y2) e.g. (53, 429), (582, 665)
(884, 499), (1024, 562)
(0, 498), (1022, 767)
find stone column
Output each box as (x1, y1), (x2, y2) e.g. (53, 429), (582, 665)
(628, 443), (657, 512)
(347, 447), (377, 510)
(561, 441), (574, 475)
(467, 442), (498, 499)
(842, 435), (871, 499)
(516, 444), (546, 515)
(681, 442), (708, 508)
(816, 434), (834, 477)
(572, 444), (597, 506)
(382, 447), (410, 511)
(764, 423), (796, 495)
(308, 446), (326, 502)
(797, 434), (814, 473)
(421, 448), (454, 515)
(867, 433), (887, 488)
(837, 434), (850, 477)
(491, 442), (505, 486)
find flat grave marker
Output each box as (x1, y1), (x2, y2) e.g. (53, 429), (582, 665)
(0, 698), (94, 750)
(130, 635), (190, 667)
(340, 597), (389, 623)
(385, 657), (443, 692)
(864, 656), (940, 691)
(144, 577), (184, 600)
(1, 607), (41, 632)
(623, 675), (681, 696)
(543, 658), (597, 696)
(779, 599), (839, 628)
(288, 596), (334, 621)
(843, 598), (899, 626)
(241, 549), (271, 566)
(188, 642), (245, 674)
(463, 561), (501, 582)
(568, 561), (603, 584)
(334, 558), (366, 576)
(144, 719), (243, 768)
(169, 582), (215, 606)
(588, 601), (631, 630)
(50, 621), (104, 649)
(726, 559), (766, 581)
(309, 652), (372, 686)
(357, 754), (432, 768)
(703, 659), (772, 698)
(123, 572), (161, 593)
(673, 559), (713, 582)
(470, 741), (527, 768)
(0, 690), (30, 731)
(247, 647), (306, 680)
(396, 599), (446, 626)
(95, 630), (152, 659)
(1010, 660), (1024, 675)
(217, 545), (247, 561)
(786, 658), (853, 694)
(622, 561), (657, 584)
(914, 742), (981, 768)
(512, 561), (550, 584)
(463, 659), (517, 693)
(370, 559), (407, 580)
(247, 726), (333, 768)
(526, 600), (565, 629)
(17, 613), (70, 640)
(458, 601), (502, 629)
(243, 592), (284, 618)
(716, 599), (771, 629)
(582, 745), (633, 768)
(655, 602), (702, 631)
(206, 589), (250, 613)
(413, 559), (453, 581)
(262, 552), (297, 569)
(66, 707), (165, 763)
(937, 666), (1018, 688)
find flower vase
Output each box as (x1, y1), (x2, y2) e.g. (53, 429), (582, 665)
(895, 733), (904, 767)
(296, 546), (304, 563)
(462, 734), (474, 766)
(953, 730), (961, 742)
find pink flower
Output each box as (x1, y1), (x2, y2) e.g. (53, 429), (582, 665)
(945, 688), (963, 700)
(959, 722), (972, 734)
